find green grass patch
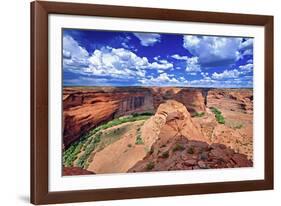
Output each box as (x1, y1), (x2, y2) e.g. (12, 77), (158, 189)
(210, 107), (225, 124)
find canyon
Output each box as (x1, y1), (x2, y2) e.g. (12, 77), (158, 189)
(63, 86), (253, 174)
(63, 87), (209, 148)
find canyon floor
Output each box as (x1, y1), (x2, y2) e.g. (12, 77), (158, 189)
(62, 86), (253, 176)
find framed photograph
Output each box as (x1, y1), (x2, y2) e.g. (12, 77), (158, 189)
(31, 1), (274, 204)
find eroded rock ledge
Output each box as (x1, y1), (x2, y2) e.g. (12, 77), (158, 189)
(128, 137), (253, 172)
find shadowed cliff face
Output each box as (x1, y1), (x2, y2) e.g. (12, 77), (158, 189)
(63, 87), (154, 148)
(150, 87), (206, 114)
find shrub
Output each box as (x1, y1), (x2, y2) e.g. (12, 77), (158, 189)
(135, 135), (144, 145)
(187, 147), (194, 154)
(146, 161), (155, 170)
(132, 113), (139, 117)
(194, 112), (205, 117)
(211, 107), (225, 124)
(173, 143), (185, 152)
(161, 151), (169, 158)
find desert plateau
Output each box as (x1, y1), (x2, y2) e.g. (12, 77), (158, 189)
(62, 86), (253, 175)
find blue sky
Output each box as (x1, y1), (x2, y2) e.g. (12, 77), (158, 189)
(63, 29), (253, 88)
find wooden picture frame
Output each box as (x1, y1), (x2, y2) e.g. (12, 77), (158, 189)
(31, 0), (274, 204)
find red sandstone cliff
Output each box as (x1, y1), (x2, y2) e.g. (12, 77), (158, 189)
(63, 87), (154, 148)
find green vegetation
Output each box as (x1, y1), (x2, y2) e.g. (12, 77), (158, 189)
(63, 113), (152, 168)
(63, 133), (89, 167)
(194, 112), (205, 117)
(76, 132), (101, 168)
(135, 134), (144, 145)
(146, 161), (155, 171)
(132, 112), (154, 117)
(173, 143), (185, 152)
(187, 147), (194, 154)
(210, 107), (225, 124)
(135, 125), (144, 145)
(161, 151), (169, 158)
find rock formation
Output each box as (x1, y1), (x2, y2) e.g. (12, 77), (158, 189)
(128, 137), (252, 172)
(63, 87), (154, 148)
(63, 87), (208, 148)
(207, 89), (253, 114)
(63, 167), (94, 176)
(86, 100), (204, 174)
(141, 100), (205, 149)
(128, 99), (252, 172)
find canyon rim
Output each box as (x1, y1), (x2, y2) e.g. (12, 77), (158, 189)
(62, 29), (254, 175)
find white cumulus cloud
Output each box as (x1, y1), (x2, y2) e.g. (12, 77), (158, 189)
(63, 36), (173, 80)
(171, 54), (201, 73)
(138, 73), (187, 86)
(183, 35), (243, 67)
(133, 33), (161, 46)
(185, 56), (201, 72)
(239, 63), (253, 73)
(212, 69), (241, 80)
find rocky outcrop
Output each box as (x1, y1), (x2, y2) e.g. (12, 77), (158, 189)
(63, 87), (154, 148)
(207, 89), (253, 114)
(128, 99), (252, 172)
(128, 137), (253, 172)
(141, 100), (205, 149)
(175, 89), (206, 114)
(63, 167), (94, 176)
(150, 87), (206, 115)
